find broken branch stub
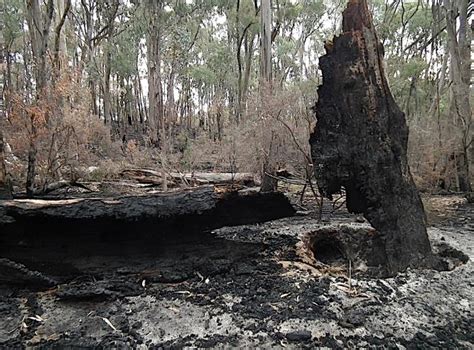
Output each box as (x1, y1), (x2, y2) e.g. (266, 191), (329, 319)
(309, 0), (432, 275)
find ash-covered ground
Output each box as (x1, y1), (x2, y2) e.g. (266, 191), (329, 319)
(0, 195), (472, 349)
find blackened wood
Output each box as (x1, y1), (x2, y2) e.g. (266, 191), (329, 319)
(0, 258), (56, 287)
(0, 187), (295, 274)
(309, 0), (432, 275)
(0, 186), (294, 226)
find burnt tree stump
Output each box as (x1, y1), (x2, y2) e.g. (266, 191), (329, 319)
(309, 0), (432, 275)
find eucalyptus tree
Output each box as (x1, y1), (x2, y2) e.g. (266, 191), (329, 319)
(0, 24), (12, 199)
(24, 0), (56, 196)
(260, 0), (272, 84)
(0, 128), (10, 199)
(146, 0), (165, 145)
(444, 0), (472, 192)
(164, 0), (215, 132)
(1, 0), (26, 198)
(364, 0), (472, 191)
(2, 0), (24, 101)
(1, 0), (470, 193)
(70, 0), (128, 120)
(109, 10), (145, 135)
(101, 1), (120, 127)
(26, 0), (55, 94)
(234, 0), (259, 123)
(259, 0), (277, 192)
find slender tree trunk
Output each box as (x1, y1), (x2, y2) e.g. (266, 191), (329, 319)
(0, 129), (11, 199)
(26, 0), (54, 94)
(260, 0), (272, 84)
(0, 31), (11, 199)
(81, 1), (98, 117)
(166, 65), (176, 126)
(146, 0), (164, 145)
(235, 1), (243, 123)
(3, 44), (12, 118)
(103, 50), (112, 125)
(241, 32), (256, 119)
(136, 76), (146, 127)
(90, 80), (99, 116)
(25, 0), (54, 197)
(53, 0), (70, 79)
(260, 0), (277, 193)
(445, 0), (472, 192)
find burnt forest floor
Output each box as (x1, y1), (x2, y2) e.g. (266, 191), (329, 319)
(0, 186), (472, 349)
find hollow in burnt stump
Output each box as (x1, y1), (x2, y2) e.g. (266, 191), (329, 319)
(298, 225), (389, 277)
(309, 0), (432, 276)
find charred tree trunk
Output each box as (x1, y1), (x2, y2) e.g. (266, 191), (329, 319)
(0, 187), (294, 227)
(309, 0), (432, 276)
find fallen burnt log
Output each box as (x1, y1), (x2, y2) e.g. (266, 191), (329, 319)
(0, 186), (294, 225)
(170, 172), (256, 186)
(120, 169), (256, 187)
(0, 186), (295, 284)
(310, 0), (432, 276)
(119, 169), (175, 186)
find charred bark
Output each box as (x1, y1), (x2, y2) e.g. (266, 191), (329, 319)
(119, 169), (256, 187)
(0, 187), (294, 277)
(309, 0), (432, 275)
(0, 258), (56, 287)
(0, 186), (293, 226)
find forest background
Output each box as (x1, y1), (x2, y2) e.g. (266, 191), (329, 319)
(0, 0), (472, 196)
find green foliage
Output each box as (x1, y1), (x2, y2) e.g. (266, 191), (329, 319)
(2, 0), (468, 192)
(3, 0), (22, 41)
(188, 65), (218, 87)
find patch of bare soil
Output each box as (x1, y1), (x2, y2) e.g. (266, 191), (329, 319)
(0, 196), (472, 349)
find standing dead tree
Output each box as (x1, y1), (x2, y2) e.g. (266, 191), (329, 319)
(310, 0), (432, 275)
